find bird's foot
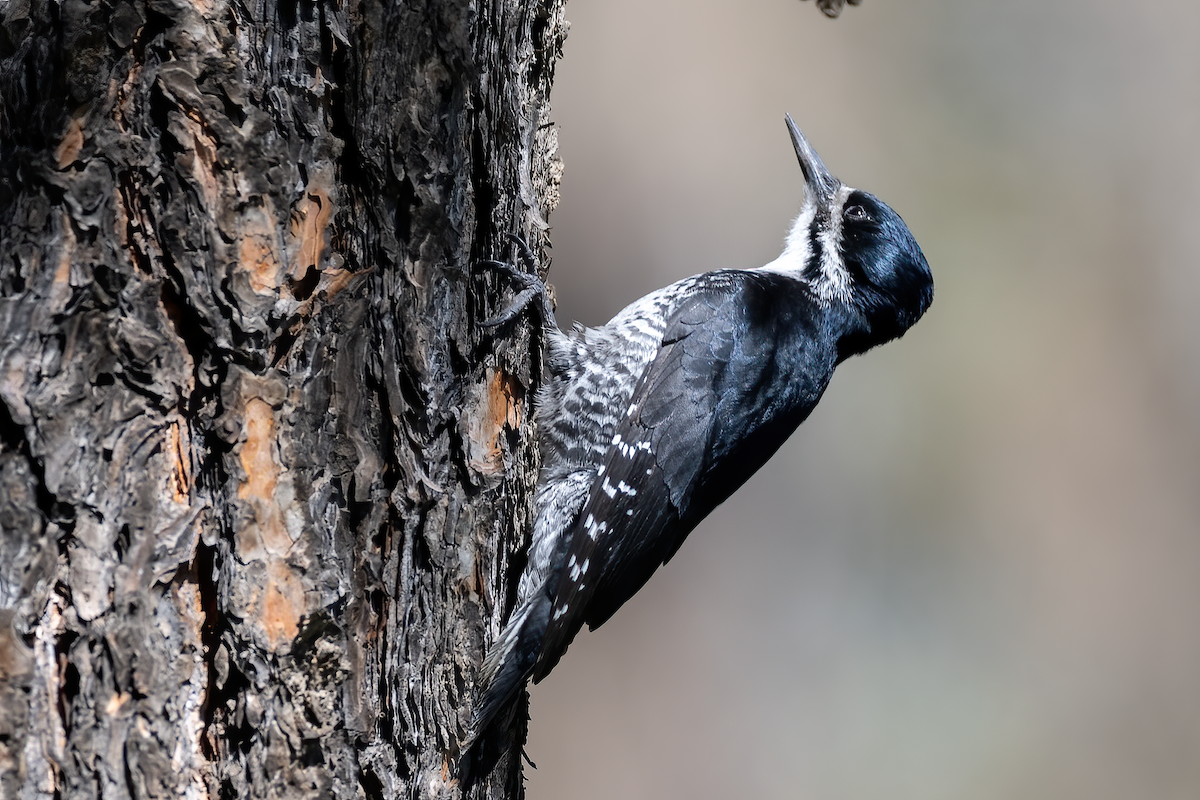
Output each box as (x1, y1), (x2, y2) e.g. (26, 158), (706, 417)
(477, 234), (557, 329)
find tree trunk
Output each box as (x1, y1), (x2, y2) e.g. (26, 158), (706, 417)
(0, 0), (565, 796)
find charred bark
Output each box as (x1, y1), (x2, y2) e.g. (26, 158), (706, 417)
(0, 0), (565, 797)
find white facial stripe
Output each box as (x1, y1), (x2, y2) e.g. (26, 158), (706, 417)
(809, 185), (856, 306)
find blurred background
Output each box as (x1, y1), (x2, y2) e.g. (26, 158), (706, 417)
(523, 0), (1200, 797)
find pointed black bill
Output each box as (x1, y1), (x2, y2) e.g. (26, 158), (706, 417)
(785, 114), (839, 205)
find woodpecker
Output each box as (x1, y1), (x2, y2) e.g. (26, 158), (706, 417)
(469, 115), (933, 751)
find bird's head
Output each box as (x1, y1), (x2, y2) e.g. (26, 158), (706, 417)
(783, 115), (934, 358)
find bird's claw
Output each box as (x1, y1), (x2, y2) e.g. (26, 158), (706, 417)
(476, 234), (557, 329)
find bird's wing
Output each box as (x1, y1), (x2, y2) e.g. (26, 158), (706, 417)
(531, 274), (785, 681)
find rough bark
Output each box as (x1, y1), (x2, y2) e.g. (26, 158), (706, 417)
(0, 0), (565, 797)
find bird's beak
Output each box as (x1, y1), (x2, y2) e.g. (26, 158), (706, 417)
(785, 114), (838, 205)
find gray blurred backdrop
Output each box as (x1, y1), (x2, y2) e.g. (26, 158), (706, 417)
(523, 1), (1200, 798)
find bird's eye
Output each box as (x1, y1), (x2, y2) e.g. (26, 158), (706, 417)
(845, 204), (869, 222)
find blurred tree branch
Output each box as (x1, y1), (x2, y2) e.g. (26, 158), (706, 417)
(808, 0), (863, 19)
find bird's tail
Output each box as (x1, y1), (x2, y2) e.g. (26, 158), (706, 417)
(464, 592), (551, 751)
